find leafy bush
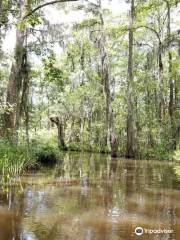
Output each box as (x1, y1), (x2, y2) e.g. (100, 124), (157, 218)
(67, 143), (81, 152)
(34, 145), (60, 166)
(137, 144), (171, 160)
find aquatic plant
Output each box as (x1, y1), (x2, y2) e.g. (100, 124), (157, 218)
(0, 144), (37, 183)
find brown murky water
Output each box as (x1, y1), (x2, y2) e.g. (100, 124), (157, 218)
(0, 152), (180, 240)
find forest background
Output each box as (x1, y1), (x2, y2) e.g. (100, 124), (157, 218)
(0, 0), (180, 177)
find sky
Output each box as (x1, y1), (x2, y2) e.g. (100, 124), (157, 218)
(2, 0), (179, 55)
(2, 0), (129, 53)
(44, 0), (129, 24)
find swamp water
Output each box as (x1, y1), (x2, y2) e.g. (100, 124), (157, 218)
(0, 152), (179, 240)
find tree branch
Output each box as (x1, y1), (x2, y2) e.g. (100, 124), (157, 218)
(134, 25), (161, 43)
(23, 0), (79, 19)
(121, 25), (161, 44)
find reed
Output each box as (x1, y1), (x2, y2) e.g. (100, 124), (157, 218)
(0, 144), (37, 182)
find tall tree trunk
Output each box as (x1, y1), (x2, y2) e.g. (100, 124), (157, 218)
(147, 86), (154, 148)
(174, 30), (180, 146)
(166, 1), (175, 149)
(145, 53), (154, 148)
(21, 47), (30, 146)
(102, 48), (113, 149)
(4, 28), (26, 144)
(158, 42), (164, 122)
(3, 0), (28, 144)
(126, 0), (135, 158)
(99, 0), (117, 156)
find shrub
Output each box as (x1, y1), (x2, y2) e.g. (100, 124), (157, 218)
(34, 145), (59, 166)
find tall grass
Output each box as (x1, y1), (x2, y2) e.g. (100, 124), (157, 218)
(0, 144), (37, 184)
(0, 140), (61, 184)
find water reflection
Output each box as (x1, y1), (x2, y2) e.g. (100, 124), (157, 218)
(0, 152), (179, 240)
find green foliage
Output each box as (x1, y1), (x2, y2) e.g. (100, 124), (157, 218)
(0, 140), (62, 183)
(1, 0), (179, 162)
(43, 53), (65, 89)
(140, 147), (171, 161)
(0, 144), (37, 183)
(34, 145), (59, 166)
(67, 143), (109, 153)
(26, 13), (42, 27)
(22, 130), (61, 166)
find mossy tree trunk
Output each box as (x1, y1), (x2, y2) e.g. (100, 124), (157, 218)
(50, 116), (66, 149)
(4, 28), (26, 144)
(126, 0), (135, 158)
(99, 0), (118, 157)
